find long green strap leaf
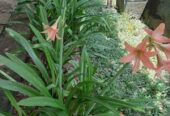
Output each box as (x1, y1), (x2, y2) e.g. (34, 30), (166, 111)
(84, 96), (144, 112)
(6, 53), (44, 85)
(4, 90), (24, 116)
(100, 97), (144, 112)
(0, 113), (6, 116)
(0, 79), (41, 97)
(0, 69), (15, 82)
(18, 97), (66, 110)
(39, 5), (48, 24)
(93, 111), (120, 116)
(6, 28), (49, 83)
(0, 55), (50, 96)
(29, 24), (56, 83)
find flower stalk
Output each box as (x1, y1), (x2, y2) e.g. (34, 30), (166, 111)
(56, 0), (67, 103)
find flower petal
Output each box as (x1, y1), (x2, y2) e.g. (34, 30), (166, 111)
(120, 53), (135, 63)
(43, 24), (50, 30)
(140, 55), (154, 69)
(51, 20), (58, 30)
(145, 51), (157, 57)
(137, 39), (147, 50)
(132, 58), (140, 73)
(153, 23), (165, 36)
(124, 42), (135, 53)
(42, 20), (58, 41)
(48, 29), (57, 41)
(161, 36), (170, 43)
(41, 30), (48, 33)
(144, 28), (153, 35)
(153, 35), (170, 43)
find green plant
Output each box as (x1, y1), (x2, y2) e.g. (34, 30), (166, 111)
(0, 28), (144, 115)
(16, 0), (109, 42)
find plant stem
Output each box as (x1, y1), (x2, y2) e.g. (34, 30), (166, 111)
(57, 1), (66, 103)
(58, 38), (64, 102)
(85, 63), (129, 115)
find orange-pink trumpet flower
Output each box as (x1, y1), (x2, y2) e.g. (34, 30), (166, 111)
(120, 23), (170, 76)
(42, 20), (58, 41)
(120, 40), (156, 73)
(144, 23), (170, 43)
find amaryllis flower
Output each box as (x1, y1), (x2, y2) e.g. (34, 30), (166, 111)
(42, 20), (58, 41)
(120, 40), (156, 73)
(144, 23), (170, 43)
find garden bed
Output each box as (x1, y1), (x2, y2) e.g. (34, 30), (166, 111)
(0, 0), (169, 115)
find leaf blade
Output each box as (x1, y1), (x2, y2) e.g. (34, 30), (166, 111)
(18, 97), (65, 110)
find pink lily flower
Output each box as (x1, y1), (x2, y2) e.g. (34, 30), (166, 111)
(42, 21), (58, 41)
(144, 23), (170, 43)
(120, 40), (156, 73)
